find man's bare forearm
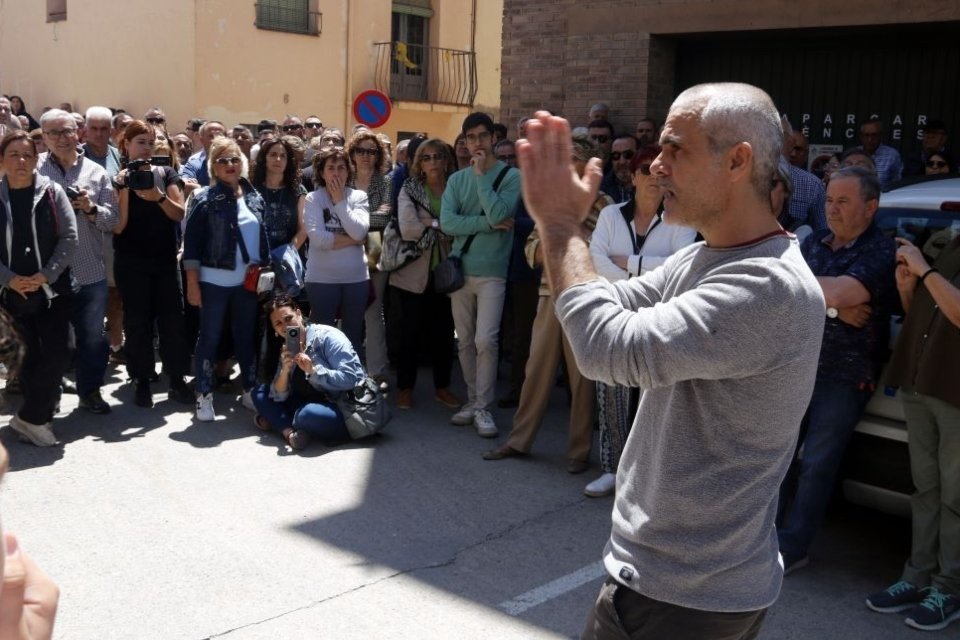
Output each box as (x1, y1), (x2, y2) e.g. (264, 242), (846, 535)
(540, 222), (599, 296)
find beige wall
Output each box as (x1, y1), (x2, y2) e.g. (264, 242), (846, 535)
(0, 0), (195, 127)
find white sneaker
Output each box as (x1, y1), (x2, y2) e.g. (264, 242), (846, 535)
(241, 390), (255, 411)
(451, 404), (475, 426)
(584, 472), (616, 498)
(9, 415), (57, 447)
(196, 393), (215, 422)
(473, 409), (498, 438)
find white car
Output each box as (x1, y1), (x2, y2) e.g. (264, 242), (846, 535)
(841, 176), (960, 516)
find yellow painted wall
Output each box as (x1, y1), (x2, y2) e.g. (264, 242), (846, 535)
(0, 0), (195, 127)
(0, 0), (502, 146)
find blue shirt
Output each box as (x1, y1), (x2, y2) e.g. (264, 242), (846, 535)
(786, 165), (826, 231)
(270, 323), (365, 402)
(200, 196), (260, 286)
(861, 144), (903, 189)
(180, 150), (209, 186)
(801, 223), (897, 387)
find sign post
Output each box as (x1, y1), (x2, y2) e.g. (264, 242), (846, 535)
(353, 90), (392, 129)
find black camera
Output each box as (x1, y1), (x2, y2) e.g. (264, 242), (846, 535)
(64, 185), (82, 200)
(126, 159), (154, 191)
(150, 155), (172, 167)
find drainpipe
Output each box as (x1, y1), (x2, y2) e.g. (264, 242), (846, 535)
(344, 0), (352, 129)
(470, 0), (477, 107)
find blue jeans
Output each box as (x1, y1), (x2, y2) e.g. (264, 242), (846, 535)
(250, 384), (348, 441)
(305, 281), (368, 356)
(777, 378), (873, 562)
(194, 283), (258, 394)
(70, 279), (109, 396)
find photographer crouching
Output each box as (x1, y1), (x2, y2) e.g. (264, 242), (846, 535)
(252, 295), (365, 450)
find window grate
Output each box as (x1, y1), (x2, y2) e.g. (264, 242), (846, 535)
(254, 1), (321, 36)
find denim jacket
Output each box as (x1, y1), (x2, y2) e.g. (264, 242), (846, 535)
(182, 178), (270, 271)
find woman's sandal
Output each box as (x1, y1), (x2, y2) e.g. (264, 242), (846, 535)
(253, 413), (271, 432)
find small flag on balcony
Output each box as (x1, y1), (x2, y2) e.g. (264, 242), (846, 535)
(394, 41), (419, 70)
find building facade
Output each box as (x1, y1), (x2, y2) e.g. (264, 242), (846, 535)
(0, 0), (503, 144)
(500, 0), (960, 164)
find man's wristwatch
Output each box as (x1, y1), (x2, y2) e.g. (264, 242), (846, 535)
(157, 193), (167, 205)
(826, 307), (839, 319)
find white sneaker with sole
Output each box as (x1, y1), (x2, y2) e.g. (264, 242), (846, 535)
(241, 390), (255, 411)
(584, 472), (616, 497)
(451, 404), (475, 426)
(9, 415), (57, 447)
(196, 393), (215, 422)
(473, 409), (498, 438)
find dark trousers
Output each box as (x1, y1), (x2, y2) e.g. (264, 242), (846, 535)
(115, 256), (189, 383)
(9, 294), (72, 425)
(501, 279), (539, 397)
(69, 279), (109, 396)
(251, 384), (348, 441)
(194, 283), (258, 394)
(391, 284), (454, 392)
(582, 578), (767, 640)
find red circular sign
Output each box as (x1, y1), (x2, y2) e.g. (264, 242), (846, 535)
(352, 90), (392, 129)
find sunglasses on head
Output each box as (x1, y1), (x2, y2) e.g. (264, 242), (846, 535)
(214, 156), (243, 166)
(927, 160), (948, 169)
(610, 150), (636, 162)
(282, 124), (302, 132)
(146, 117), (166, 125)
(353, 147), (378, 157)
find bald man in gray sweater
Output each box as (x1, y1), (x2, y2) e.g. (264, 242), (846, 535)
(517, 84), (824, 640)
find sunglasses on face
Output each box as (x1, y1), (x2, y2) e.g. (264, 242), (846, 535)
(611, 150), (636, 162)
(927, 160), (948, 169)
(146, 117), (166, 125)
(214, 156), (243, 166)
(282, 124), (302, 132)
(353, 147), (378, 157)
(590, 134), (610, 144)
(496, 154), (517, 162)
(420, 153), (445, 163)
(305, 122), (323, 128)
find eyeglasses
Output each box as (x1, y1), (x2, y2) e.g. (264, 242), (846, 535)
(146, 117), (166, 125)
(590, 134), (610, 144)
(353, 147), (378, 157)
(305, 122), (323, 129)
(634, 162), (652, 176)
(610, 150), (635, 162)
(465, 131), (491, 144)
(213, 156), (243, 166)
(420, 153), (445, 163)
(43, 128), (78, 138)
(926, 160), (948, 169)
(282, 124), (303, 132)
(496, 154), (517, 162)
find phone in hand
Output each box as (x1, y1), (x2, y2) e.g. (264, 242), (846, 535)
(65, 185), (82, 200)
(285, 326), (301, 355)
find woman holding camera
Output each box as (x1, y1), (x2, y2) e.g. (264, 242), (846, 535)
(0, 131), (78, 446)
(251, 294), (366, 450)
(345, 130), (392, 381)
(113, 120), (193, 408)
(183, 137), (270, 422)
(303, 146), (369, 354)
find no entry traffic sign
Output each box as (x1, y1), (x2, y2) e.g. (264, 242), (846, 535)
(353, 90), (392, 129)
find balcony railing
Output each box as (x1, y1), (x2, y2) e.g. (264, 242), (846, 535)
(254, 2), (321, 36)
(374, 42), (477, 107)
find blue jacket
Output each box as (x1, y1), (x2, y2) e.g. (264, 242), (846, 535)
(183, 178), (270, 271)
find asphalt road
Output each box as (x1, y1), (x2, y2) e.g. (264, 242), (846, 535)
(0, 364), (920, 639)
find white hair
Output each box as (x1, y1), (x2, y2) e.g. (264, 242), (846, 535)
(85, 106), (113, 122)
(673, 83), (783, 201)
(39, 108), (73, 128)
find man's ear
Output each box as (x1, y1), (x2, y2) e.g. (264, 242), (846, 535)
(728, 142), (753, 184)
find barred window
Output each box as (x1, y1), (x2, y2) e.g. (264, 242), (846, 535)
(255, 0), (320, 36)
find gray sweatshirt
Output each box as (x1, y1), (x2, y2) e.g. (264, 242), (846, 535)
(556, 234), (824, 612)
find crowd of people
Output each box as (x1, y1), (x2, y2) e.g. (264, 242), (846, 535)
(0, 87), (958, 637)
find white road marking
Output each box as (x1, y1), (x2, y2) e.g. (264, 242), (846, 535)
(498, 561), (607, 615)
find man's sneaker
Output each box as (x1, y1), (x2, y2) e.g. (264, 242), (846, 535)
(78, 390), (111, 414)
(782, 555), (809, 576)
(584, 472), (617, 498)
(196, 393), (215, 422)
(905, 587), (960, 631)
(451, 404), (475, 426)
(241, 390), (255, 411)
(473, 409), (498, 438)
(865, 580), (926, 613)
(9, 415), (57, 447)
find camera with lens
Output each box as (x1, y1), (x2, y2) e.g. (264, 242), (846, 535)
(126, 159), (154, 191)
